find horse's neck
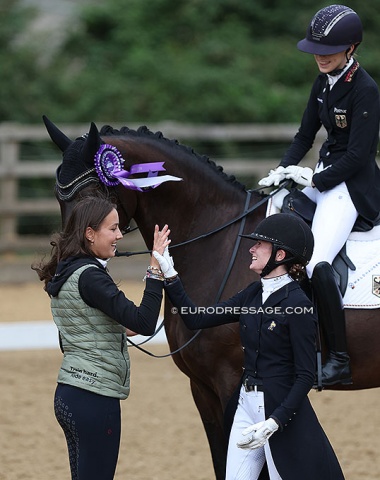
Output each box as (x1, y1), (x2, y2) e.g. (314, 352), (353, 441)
(117, 136), (257, 274)
(136, 165), (247, 250)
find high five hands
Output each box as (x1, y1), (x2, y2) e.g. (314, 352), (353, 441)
(152, 224), (178, 279)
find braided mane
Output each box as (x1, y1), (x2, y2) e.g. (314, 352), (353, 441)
(99, 124), (246, 191)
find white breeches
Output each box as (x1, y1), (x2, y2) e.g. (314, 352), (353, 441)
(303, 164), (358, 277)
(225, 386), (282, 480)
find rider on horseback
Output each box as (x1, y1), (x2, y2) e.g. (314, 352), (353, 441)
(259, 5), (380, 386)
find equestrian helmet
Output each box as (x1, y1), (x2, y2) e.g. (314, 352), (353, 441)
(241, 213), (314, 276)
(297, 4), (362, 55)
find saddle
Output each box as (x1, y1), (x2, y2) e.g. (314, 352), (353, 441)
(281, 188), (380, 297)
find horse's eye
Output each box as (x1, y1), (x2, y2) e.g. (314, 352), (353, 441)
(120, 226), (131, 235)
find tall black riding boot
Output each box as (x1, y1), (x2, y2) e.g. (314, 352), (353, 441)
(312, 261), (352, 386)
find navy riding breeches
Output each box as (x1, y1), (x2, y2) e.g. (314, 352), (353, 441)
(54, 383), (121, 480)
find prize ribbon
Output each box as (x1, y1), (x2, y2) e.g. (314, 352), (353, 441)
(94, 144), (182, 191)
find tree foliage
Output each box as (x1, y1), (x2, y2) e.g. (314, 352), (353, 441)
(2, 0), (380, 124)
(0, 0), (45, 121)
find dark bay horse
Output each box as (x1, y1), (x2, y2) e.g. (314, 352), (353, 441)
(44, 117), (380, 480)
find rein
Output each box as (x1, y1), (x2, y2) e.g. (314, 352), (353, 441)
(115, 183), (289, 257)
(123, 183), (289, 358)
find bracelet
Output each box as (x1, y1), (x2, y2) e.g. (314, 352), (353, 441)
(143, 270), (164, 282)
(147, 265), (163, 275)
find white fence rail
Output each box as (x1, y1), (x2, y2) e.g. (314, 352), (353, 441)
(0, 122), (324, 253)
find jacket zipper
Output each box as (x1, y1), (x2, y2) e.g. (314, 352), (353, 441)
(121, 333), (128, 385)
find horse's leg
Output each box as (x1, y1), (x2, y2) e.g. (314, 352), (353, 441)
(328, 309), (380, 390)
(190, 379), (228, 480)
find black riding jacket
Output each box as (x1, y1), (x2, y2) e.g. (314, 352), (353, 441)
(280, 60), (380, 224)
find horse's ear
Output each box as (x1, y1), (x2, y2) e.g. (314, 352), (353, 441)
(42, 115), (73, 152)
(82, 122), (102, 167)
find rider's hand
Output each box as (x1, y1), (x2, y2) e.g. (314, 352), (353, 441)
(151, 224), (171, 271)
(237, 418), (279, 450)
(258, 166), (286, 187)
(283, 165), (313, 187)
(153, 247), (178, 279)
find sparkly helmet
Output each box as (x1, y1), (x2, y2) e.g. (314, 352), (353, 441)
(297, 4), (362, 55)
(240, 213), (314, 277)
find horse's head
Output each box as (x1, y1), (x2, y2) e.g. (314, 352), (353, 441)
(43, 116), (134, 232)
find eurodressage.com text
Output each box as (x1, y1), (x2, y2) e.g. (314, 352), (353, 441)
(171, 306), (315, 315)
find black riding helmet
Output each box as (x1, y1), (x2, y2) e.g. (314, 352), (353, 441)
(297, 4), (362, 56)
(240, 213), (314, 278)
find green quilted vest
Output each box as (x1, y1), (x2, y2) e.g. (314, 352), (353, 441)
(51, 264), (130, 399)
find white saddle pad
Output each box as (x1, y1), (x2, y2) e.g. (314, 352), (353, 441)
(265, 191), (380, 309)
(343, 226), (380, 309)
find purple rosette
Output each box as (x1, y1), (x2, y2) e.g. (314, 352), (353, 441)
(94, 144), (182, 191)
(94, 144), (124, 187)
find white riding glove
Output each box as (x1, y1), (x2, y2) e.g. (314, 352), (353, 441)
(258, 166), (286, 187)
(283, 165), (314, 187)
(237, 418), (279, 450)
(152, 247), (178, 279)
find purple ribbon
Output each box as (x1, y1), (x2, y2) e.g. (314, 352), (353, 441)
(94, 144), (182, 191)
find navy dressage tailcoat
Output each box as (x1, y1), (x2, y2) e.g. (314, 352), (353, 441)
(165, 277), (344, 480)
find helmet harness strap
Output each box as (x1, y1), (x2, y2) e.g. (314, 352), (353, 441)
(260, 244), (297, 278)
(328, 45), (355, 76)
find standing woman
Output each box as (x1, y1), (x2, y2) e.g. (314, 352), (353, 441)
(32, 196), (170, 480)
(259, 5), (380, 386)
(154, 214), (344, 480)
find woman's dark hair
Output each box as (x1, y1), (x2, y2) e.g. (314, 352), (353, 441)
(288, 263), (307, 282)
(32, 196), (117, 288)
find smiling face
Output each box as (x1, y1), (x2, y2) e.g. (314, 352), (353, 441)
(86, 208), (123, 259)
(314, 45), (354, 74)
(249, 240), (288, 278)
(249, 240), (273, 275)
